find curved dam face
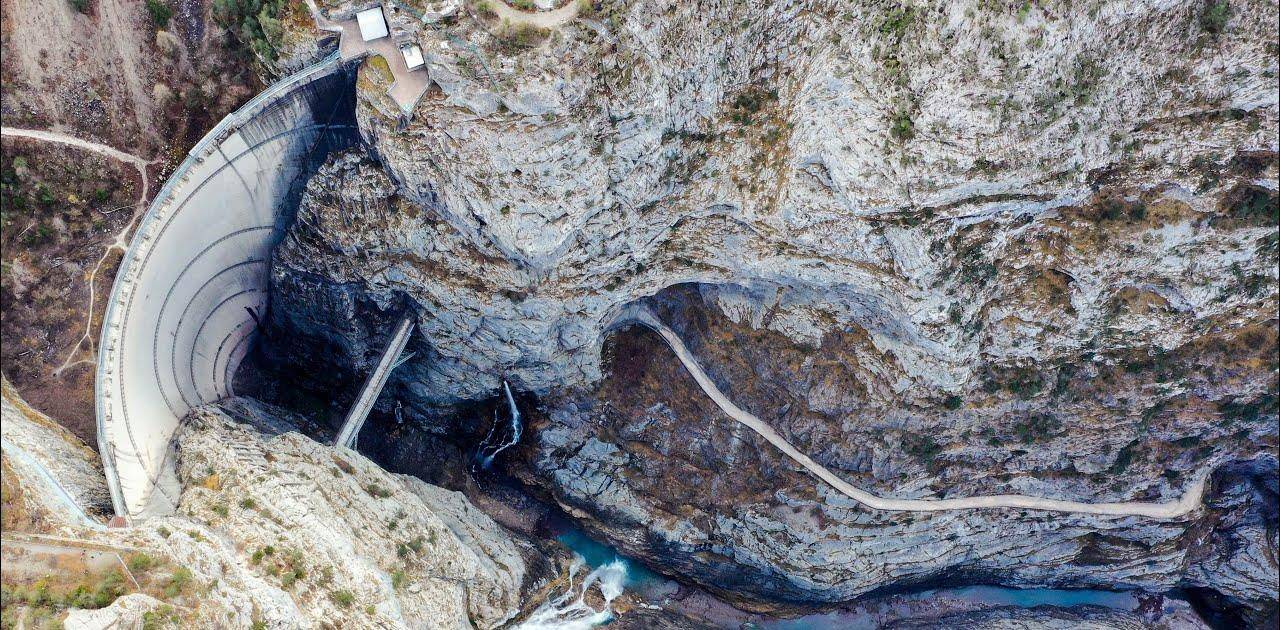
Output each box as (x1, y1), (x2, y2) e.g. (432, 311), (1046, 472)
(96, 53), (358, 521)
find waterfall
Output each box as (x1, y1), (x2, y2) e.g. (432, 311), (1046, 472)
(516, 556), (627, 630)
(477, 380), (523, 469)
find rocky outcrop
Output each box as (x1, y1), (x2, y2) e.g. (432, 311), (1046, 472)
(2, 379), (112, 529)
(883, 605), (1207, 630)
(502, 305), (1277, 613)
(1182, 455), (1280, 628)
(1, 383), (557, 628)
(63, 594), (167, 630)
(169, 398), (556, 628)
(274, 0), (1278, 405)
(261, 0), (1280, 622)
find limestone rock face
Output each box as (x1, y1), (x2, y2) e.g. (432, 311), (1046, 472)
(1, 382), (112, 527)
(265, 0), (1279, 620)
(2, 385), (554, 629)
(273, 0), (1277, 405)
(169, 398), (548, 628)
(506, 306), (1277, 613)
(63, 594), (167, 630)
(882, 604), (1209, 630)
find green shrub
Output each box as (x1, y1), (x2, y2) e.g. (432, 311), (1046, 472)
(92, 571), (127, 608)
(1200, 0), (1230, 36)
(1229, 186), (1277, 224)
(990, 367), (1046, 399)
(902, 433), (940, 461)
(69, 0), (90, 13)
(281, 569), (303, 588)
(1109, 442), (1138, 474)
(496, 22), (550, 51)
(1217, 393), (1277, 423)
(890, 109), (914, 141)
(331, 589), (355, 608)
(146, 0), (173, 27)
(213, 0), (286, 62)
(878, 5), (916, 40)
(127, 552), (157, 573)
(142, 604), (179, 630)
(1012, 413), (1060, 444)
(727, 86), (777, 126)
(163, 568), (193, 598)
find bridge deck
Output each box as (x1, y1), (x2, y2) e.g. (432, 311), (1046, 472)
(334, 315), (415, 449)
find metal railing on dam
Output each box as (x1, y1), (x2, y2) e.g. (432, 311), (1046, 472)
(95, 52), (359, 522)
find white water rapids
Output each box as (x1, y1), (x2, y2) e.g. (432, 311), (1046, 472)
(517, 556), (628, 629)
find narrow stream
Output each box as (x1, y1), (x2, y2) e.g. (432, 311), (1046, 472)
(548, 523), (1186, 629)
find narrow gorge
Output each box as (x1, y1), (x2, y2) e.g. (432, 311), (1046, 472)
(1, 0), (1276, 627)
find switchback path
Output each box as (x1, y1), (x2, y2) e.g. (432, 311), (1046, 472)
(621, 309), (1208, 519)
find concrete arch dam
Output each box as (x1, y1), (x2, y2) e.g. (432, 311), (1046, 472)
(96, 53), (359, 521)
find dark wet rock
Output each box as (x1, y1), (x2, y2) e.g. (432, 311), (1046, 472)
(883, 605), (1206, 630)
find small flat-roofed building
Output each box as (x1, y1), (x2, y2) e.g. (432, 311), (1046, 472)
(400, 44), (425, 70)
(356, 6), (389, 41)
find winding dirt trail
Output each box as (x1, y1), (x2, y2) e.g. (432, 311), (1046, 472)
(621, 308), (1209, 519)
(486, 0), (581, 28)
(0, 127), (151, 169)
(0, 126), (159, 376)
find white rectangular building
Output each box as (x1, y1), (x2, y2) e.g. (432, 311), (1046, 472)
(400, 44), (425, 70)
(356, 6), (389, 41)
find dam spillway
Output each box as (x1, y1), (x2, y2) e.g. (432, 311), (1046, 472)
(95, 53), (359, 521)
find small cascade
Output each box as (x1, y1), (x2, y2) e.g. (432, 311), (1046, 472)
(516, 556), (627, 630)
(476, 380), (523, 470)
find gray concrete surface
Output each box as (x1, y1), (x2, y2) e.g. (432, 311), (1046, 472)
(95, 53), (358, 521)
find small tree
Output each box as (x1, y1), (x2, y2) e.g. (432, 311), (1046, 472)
(1200, 1), (1230, 37)
(146, 0), (173, 28)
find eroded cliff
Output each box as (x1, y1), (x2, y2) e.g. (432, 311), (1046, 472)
(257, 0), (1279, 622)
